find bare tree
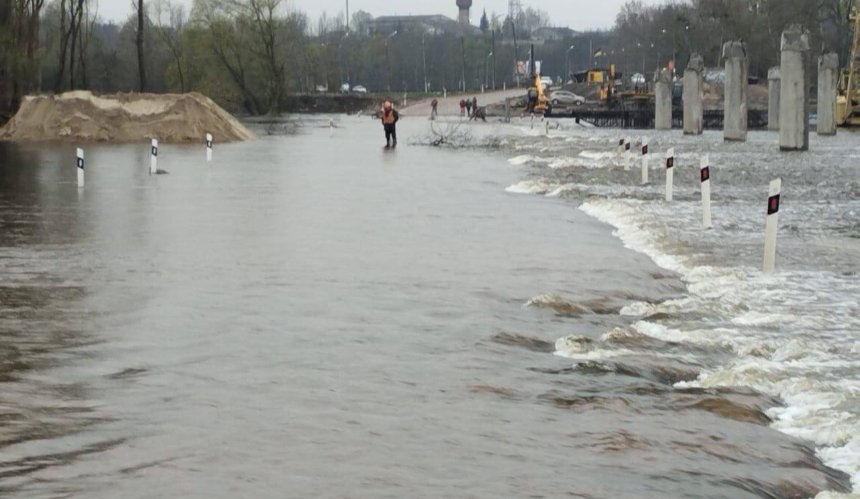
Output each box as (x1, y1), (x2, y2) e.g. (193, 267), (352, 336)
(247, 0), (285, 114)
(196, 0), (262, 114)
(152, 0), (187, 91)
(135, 0), (147, 91)
(68, 0), (83, 89)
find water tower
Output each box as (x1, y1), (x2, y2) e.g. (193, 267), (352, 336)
(456, 0), (472, 25)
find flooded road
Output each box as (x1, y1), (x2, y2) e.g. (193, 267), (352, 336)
(0, 116), (854, 498)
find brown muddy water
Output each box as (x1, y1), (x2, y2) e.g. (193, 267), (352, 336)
(0, 116), (852, 498)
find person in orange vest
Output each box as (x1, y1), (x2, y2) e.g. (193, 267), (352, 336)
(381, 99), (400, 148)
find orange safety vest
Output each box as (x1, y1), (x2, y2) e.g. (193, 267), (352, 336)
(382, 109), (396, 125)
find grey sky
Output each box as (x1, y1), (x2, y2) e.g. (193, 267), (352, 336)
(100, 0), (663, 31)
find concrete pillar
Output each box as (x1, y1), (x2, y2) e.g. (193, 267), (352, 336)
(683, 53), (704, 135)
(779, 25), (810, 151)
(654, 68), (672, 130)
(723, 41), (748, 141)
(817, 52), (838, 135)
(767, 67), (781, 131)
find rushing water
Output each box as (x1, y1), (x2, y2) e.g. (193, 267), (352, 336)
(0, 115), (856, 498)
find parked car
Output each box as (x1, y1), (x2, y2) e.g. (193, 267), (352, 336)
(549, 90), (585, 106)
(352, 85), (368, 94)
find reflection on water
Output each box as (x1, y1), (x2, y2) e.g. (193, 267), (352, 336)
(0, 119), (852, 498)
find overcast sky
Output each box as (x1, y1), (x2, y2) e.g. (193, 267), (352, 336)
(100, 0), (663, 31)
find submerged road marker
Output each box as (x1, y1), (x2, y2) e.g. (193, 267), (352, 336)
(150, 139), (158, 174)
(665, 148), (674, 201)
(206, 133), (213, 162)
(700, 155), (712, 229)
(76, 148), (84, 188)
(640, 136), (649, 184)
(763, 178), (782, 272)
(624, 137), (631, 170)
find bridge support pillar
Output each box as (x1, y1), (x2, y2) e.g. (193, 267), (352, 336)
(817, 52), (838, 136)
(723, 40), (748, 142)
(683, 54), (704, 135)
(779, 25), (810, 151)
(767, 67), (781, 131)
(654, 68), (672, 130)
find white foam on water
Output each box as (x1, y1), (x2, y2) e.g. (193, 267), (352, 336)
(505, 180), (559, 195)
(548, 157), (578, 169)
(579, 196), (860, 493)
(579, 150), (617, 161)
(524, 292), (570, 309)
(546, 184), (578, 198)
(508, 155), (539, 166)
(554, 347), (641, 361)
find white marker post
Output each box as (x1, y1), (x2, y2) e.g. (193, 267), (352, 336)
(544, 120), (549, 136)
(76, 148), (84, 188)
(640, 136), (649, 184)
(700, 155), (712, 229)
(206, 133), (213, 162)
(763, 178), (782, 272)
(150, 139), (159, 174)
(624, 137), (632, 170)
(665, 147), (674, 201)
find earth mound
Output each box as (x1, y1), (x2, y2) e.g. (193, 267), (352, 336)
(0, 91), (256, 143)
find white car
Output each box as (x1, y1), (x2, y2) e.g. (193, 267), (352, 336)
(540, 76), (553, 89)
(549, 90), (585, 106)
(352, 85), (368, 94)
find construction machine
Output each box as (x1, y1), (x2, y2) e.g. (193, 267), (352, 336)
(837, 4), (860, 126)
(602, 64), (654, 110)
(527, 45), (552, 116)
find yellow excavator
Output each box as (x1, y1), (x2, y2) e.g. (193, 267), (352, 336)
(837, 5), (860, 126)
(527, 45), (551, 116)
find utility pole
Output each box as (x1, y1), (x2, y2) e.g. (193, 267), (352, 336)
(386, 30), (397, 92)
(461, 36), (467, 92)
(422, 33), (428, 92)
(491, 29), (496, 90)
(386, 39), (391, 92)
(345, 0), (349, 32)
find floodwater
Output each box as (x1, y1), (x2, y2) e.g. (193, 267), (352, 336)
(0, 115), (856, 498)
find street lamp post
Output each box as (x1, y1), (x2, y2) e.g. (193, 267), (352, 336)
(491, 29), (496, 90)
(385, 30), (398, 92)
(565, 44), (575, 83)
(461, 36), (467, 92)
(485, 51), (493, 89)
(422, 33), (428, 93)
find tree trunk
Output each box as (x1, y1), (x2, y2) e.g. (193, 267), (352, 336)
(137, 0), (146, 92)
(55, 0), (70, 91)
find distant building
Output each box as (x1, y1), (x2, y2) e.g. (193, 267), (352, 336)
(534, 27), (579, 41)
(456, 0), (472, 25)
(369, 15), (482, 36)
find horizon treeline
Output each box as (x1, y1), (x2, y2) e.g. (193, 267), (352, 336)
(0, 0), (854, 120)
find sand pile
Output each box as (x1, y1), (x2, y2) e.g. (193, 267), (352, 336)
(0, 91), (256, 143)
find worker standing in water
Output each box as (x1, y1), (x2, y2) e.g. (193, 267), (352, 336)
(381, 99), (399, 148)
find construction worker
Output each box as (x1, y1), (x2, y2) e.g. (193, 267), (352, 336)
(381, 99), (399, 148)
(527, 86), (537, 113)
(470, 106), (487, 122)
